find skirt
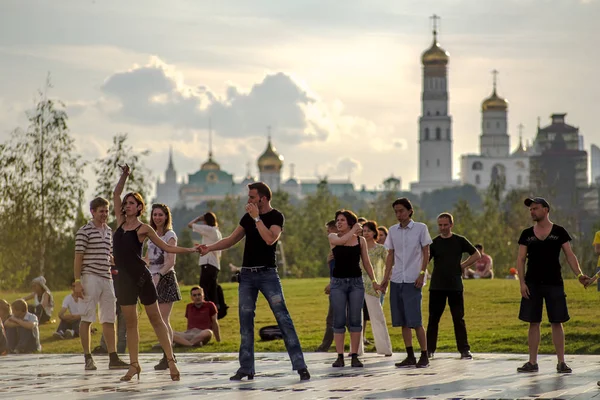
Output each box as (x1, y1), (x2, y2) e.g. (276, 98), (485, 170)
(156, 270), (182, 304)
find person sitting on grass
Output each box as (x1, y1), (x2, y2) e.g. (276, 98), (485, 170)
(22, 276), (54, 324)
(4, 299), (41, 353)
(0, 299), (11, 323)
(173, 286), (220, 347)
(53, 279), (85, 339)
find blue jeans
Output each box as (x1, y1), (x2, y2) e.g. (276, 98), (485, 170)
(330, 277), (364, 333)
(238, 268), (306, 374)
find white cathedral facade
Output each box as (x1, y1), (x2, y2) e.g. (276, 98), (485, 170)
(460, 74), (531, 191)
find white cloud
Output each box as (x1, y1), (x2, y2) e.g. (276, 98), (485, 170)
(97, 57), (378, 146)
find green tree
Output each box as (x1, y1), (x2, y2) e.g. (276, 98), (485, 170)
(94, 133), (151, 224)
(0, 78), (86, 285)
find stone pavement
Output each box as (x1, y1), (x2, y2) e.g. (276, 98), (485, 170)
(2, 352), (600, 399)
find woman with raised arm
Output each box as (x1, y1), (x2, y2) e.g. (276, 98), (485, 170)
(328, 209), (380, 368)
(113, 165), (198, 382)
(146, 203), (182, 371)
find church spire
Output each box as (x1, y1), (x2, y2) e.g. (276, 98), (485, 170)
(208, 118), (213, 161)
(167, 146), (174, 171)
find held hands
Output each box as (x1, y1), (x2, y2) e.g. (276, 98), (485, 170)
(118, 163), (131, 176)
(379, 280), (388, 294)
(198, 244), (210, 255)
(372, 281), (381, 294)
(245, 203), (259, 219)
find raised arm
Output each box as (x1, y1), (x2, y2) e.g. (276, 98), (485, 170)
(113, 164), (130, 226)
(141, 225), (196, 254)
(187, 215), (203, 230)
(204, 226), (246, 254)
(329, 224), (362, 246)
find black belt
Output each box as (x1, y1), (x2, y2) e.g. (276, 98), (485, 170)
(241, 267), (277, 273)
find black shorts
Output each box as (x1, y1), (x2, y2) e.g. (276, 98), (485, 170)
(518, 284), (569, 324)
(115, 269), (158, 306)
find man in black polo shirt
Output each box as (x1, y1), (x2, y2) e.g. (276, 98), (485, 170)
(201, 182), (310, 381)
(516, 197), (589, 374)
(427, 212), (480, 361)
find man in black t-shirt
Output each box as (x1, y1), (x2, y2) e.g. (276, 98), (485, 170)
(427, 213), (480, 360)
(516, 197), (589, 374)
(201, 182), (310, 382)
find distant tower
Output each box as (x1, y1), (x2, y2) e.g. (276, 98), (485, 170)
(153, 146), (181, 207)
(591, 144), (600, 185)
(416, 14), (453, 189)
(257, 126), (283, 191)
(480, 70), (510, 157)
(200, 119), (220, 171)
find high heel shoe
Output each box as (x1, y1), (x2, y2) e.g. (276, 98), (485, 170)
(120, 362), (141, 381)
(230, 372), (254, 381)
(167, 358), (180, 381)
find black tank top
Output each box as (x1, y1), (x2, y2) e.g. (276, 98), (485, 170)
(332, 238), (362, 278)
(113, 223), (148, 280)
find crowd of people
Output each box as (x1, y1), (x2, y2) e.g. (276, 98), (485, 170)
(1, 170), (600, 386)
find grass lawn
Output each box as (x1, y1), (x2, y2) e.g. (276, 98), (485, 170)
(2, 278), (600, 355)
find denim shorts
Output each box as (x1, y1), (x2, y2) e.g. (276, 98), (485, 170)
(329, 276), (364, 334)
(389, 282), (423, 328)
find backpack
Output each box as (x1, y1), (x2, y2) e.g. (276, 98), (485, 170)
(259, 325), (283, 341)
(216, 284), (229, 320)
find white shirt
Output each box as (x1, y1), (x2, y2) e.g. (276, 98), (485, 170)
(384, 220), (432, 284)
(193, 224), (222, 270)
(61, 294), (85, 316)
(147, 230), (177, 274)
(23, 312), (41, 352)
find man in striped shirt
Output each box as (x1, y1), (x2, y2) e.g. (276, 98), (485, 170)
(74, 197), (128, 371)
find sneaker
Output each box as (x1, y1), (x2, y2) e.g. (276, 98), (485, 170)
(350, 354), (363, 368)
(85, 357), (97, 371)
(53, 331), (64, 339)
(298, 368), (311, 381)
(460, 350), (473, 360)
(332, 354), (345, 368)
(517, 361), (539, 373)
(154, 356), (168, 371)
(427, 351), (434, 359)
(395, 357), (417, 368)
(416, 354), (430, 368)
(108, 357), (129, 370)
(64, 330), (74, 339)
(557, 362), (572, 373)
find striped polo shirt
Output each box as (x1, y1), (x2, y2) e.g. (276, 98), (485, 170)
(75, 221), (113, 279)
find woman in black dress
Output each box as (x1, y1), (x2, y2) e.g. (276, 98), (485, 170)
(113, 165), (198, 382)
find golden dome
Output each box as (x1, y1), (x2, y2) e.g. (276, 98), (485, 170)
(257, 139), (283, 171)
(421, 33), (449, 66)
(200, 153), (220, 171)
(482, 89), (508, 112)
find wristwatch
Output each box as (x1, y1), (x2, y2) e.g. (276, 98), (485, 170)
(254, 216), (260, 222)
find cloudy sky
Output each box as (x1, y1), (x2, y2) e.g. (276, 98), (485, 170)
(0, 0), (598, 197)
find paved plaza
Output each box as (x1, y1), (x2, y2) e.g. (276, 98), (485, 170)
(2, 352), (600, 399)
